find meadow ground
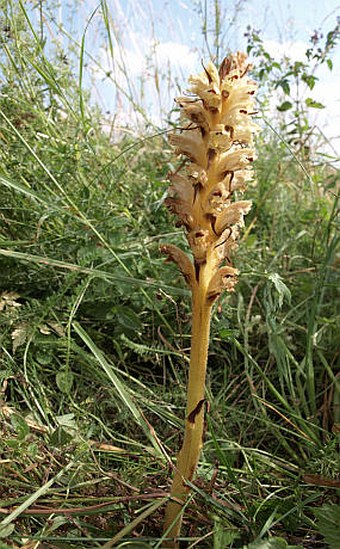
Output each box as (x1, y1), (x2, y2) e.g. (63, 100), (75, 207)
(0, 1), (339, 547)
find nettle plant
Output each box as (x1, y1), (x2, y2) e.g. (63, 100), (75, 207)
(161, 53), (259, 544)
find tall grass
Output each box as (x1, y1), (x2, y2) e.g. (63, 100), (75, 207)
(0, 0), (339, 547)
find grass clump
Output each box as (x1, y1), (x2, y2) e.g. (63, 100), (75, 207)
(0, 1), (339, 547)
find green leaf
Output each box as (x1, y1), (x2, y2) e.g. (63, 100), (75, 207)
(101, 498), (167, 548)
(35, 348), (53, 365)
(113, 305), (143, 335)
(301, 74), (317, 90)
(0, 541), (15, 549)
(277, 101), (293, 112)
(50, 415), (78, 446)
(73, 322), (164, 458)
(0, 248), (188, 297)
(55, 413), (77, 429)
(219, 328), (234, 340)
(280, 81), (291, 95)
(0, 173), (43, 204)
(327, 58), (333, 70)
(305, 98), (325, 109)
(49, 426), (73, 447)
(314, 504), (340, 548)
(56, 369), (74, 394)
(0, 524), (15, 539)
(213, 516), (240, 548)
(10, 413), (29, 441)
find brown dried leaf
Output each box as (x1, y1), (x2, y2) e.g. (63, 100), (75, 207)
(12, 322), (29, 353)
(0, 291), (21, 311)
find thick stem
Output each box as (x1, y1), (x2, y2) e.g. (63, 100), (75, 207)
(163, 274), (212, 546)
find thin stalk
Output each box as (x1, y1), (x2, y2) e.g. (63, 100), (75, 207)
(163, 271), (212, 544)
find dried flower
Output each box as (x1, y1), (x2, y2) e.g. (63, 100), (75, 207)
(162, 53), (259, 546)
(162, 52), (259, 299)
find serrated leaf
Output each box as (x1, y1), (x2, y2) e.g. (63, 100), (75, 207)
(314, 504), (340, 548)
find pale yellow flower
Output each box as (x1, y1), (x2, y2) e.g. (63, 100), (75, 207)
(162, 53), (260, 543)
(163, 52), (259, 297)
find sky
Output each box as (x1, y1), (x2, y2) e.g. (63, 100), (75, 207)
(51, 0), (340, 155)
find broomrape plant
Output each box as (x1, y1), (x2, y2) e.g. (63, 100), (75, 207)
(161, 53), (260, 544)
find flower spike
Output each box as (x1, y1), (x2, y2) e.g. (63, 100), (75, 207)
(162, 53), (259, 546)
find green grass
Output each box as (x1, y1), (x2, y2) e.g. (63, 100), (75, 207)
(0, 1), (339, 547)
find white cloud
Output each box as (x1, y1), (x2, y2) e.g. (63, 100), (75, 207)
(88, 33), (200, 129)
(87, 29), (340, 154)
(263, 39), (308, 61)
(152, 40), (197, 71)
(256, 39), (340, 155)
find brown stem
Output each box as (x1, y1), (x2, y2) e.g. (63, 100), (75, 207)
(163, 271), (212, 547)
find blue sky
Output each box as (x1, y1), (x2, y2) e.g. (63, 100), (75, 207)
(52, 0), (339, 153)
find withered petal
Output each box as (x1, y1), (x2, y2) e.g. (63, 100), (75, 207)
(206, 266), (239, 302)
(160, 244), (195, 288)
(214, 200), (252, 235)
(165, 53), (259, 294)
